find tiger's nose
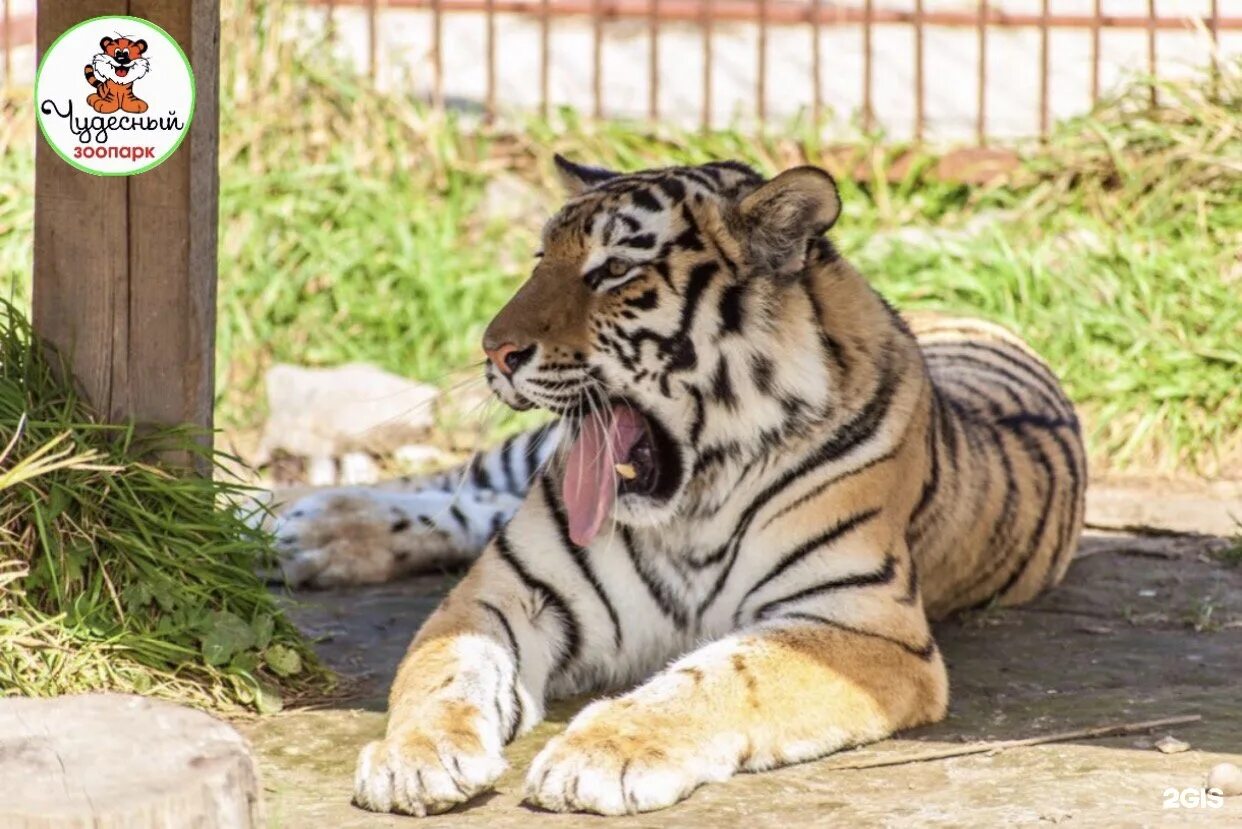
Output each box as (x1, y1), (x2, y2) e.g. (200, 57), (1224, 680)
(485, 342), (535, 376)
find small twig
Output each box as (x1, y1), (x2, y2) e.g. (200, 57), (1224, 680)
(825, 714), (1202, 771)
(1084, 521), (1207, 539)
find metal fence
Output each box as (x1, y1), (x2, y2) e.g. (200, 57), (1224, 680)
(308, 0), (1236, 141)
(3, 1), (1238, 142)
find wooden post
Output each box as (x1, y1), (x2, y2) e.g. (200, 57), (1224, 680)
(32, 0), (219, 438)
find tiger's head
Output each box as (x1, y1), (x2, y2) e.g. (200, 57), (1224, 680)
(93, 36), (150, 85)
(484, 157), (844, 545)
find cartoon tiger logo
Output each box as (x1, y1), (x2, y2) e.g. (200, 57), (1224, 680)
(84, 36), (150, 114)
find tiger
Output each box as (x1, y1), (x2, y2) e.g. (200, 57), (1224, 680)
(84, 37), (150, 114)
(274, 157), (1086, 816)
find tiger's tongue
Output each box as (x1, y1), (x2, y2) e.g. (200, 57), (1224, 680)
(563, 406), (645, 547)
(116, 66), (128, 77)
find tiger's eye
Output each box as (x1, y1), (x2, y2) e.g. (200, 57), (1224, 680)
(608, 258), (632, 277)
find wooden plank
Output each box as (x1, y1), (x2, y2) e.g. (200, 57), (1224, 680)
(33, 0), (219, 442)
(33, 0), (131, 423)
(127, 0), (220, 434)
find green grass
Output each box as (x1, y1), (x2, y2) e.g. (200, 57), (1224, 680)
(3, 0), (1240, 476)
(0, 300), (331, 710)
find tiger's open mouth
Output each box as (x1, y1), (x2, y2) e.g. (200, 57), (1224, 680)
(115, 66), (129, 78)
(561, 399), (680, 545)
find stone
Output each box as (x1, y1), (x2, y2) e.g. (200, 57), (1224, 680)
(256, 363), (439, 462)
(1208, 762), (1242, 796)
(0, 694), (261, 828)
(1154, 735), (1190, 754)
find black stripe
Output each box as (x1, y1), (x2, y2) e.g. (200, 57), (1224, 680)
(736, 507), (882, 622)
(711, 357), (737, 408)
(656, 176), (686, 202)
(922, 344), (1069, 418)
(493, 529), (581, 675)
(539, 476), (623, 650)
(718, 284), (745, 334)
(476, 600), (524, 744)
(948, 340), (1070, 411)
(678, 261), (719, 338)
(449, 505), (471, 534)
(470, 454), (493, 490)
(998, 412), (1080, 431)
(693, 351), (899, 618)
(898, 553), (920, 605)
(631, 189), (661, 212)
(626, 289), (659, 310)
(801, 279), (847, 376)
(499, 434), (518, 492)
(761, 446), (899, 531)
(775, 612), (937, 660)
(910, 391), (943, 528)
(687, 387), (707, 446)
(618, 233), (657, 250)
(680, 168), (717, 189)
(966, 421), (1058, 608)
(753, 549), (897, 622)
(1024, 418), (1085, 589)
(621, 528), (689, 630)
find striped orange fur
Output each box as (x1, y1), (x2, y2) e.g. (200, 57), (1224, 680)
(280, 159), (1085, 816)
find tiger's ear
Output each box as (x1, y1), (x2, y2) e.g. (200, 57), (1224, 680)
(554, 154), (619, 196)
(132, 39), (148, 55)
(737, 166), (841, 276)
(100, 37), (115, 51)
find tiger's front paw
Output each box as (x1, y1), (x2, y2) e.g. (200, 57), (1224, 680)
(353, 719), (507, 816)
(524, 702), (727, 815)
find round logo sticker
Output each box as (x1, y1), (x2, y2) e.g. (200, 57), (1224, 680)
(35, 16), (195, 176)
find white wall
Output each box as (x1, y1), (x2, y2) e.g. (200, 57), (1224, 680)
(304, 0), (1239, 140)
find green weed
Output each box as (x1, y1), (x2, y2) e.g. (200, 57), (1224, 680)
(0, 300), (331, 709)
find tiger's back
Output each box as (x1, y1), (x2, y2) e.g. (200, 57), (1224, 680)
(907, 312), (1086, 618)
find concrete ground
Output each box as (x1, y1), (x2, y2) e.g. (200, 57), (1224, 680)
(239, 478), (1242, 827)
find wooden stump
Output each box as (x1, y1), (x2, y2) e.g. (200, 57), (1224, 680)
(0, 694), (261, 829)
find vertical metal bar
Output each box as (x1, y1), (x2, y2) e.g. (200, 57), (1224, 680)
(540, 0), (551, 117)
(2, 0), (10, 96)
(485, 0), (496, 122)
(592, 0), (603, 119)
(1209, 0), (1220, 87)
(1039, 0), (1049, 138)
(757, 0), (768, 127)
(863, 0), (873, 132)
(914, 0), (924, 142)
(1147, 0), (1157, 108)
(976, 0), (987, 146)
(1090, 0), (1101, 105)
(367, 0), (378, 83)
(811, 0), (822, 126)
(431, 0), (443, 109)
(648, 0), (659, 120)
(701, 0), (713, 131)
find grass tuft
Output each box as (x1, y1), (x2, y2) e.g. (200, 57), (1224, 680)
(0, 300), (332, 710)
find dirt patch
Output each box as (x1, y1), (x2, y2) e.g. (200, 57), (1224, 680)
(240, 483), (1242, 827)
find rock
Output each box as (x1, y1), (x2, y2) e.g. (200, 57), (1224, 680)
(393, 443), (457, 473)
(338, 452), (380, 485)
(482, 173), (549, 230)
(1154, 735), (1190, 754)
(0, 694), (261, 828)
(256, 363), (439, 462)
(1208, 762), (1242, 796)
